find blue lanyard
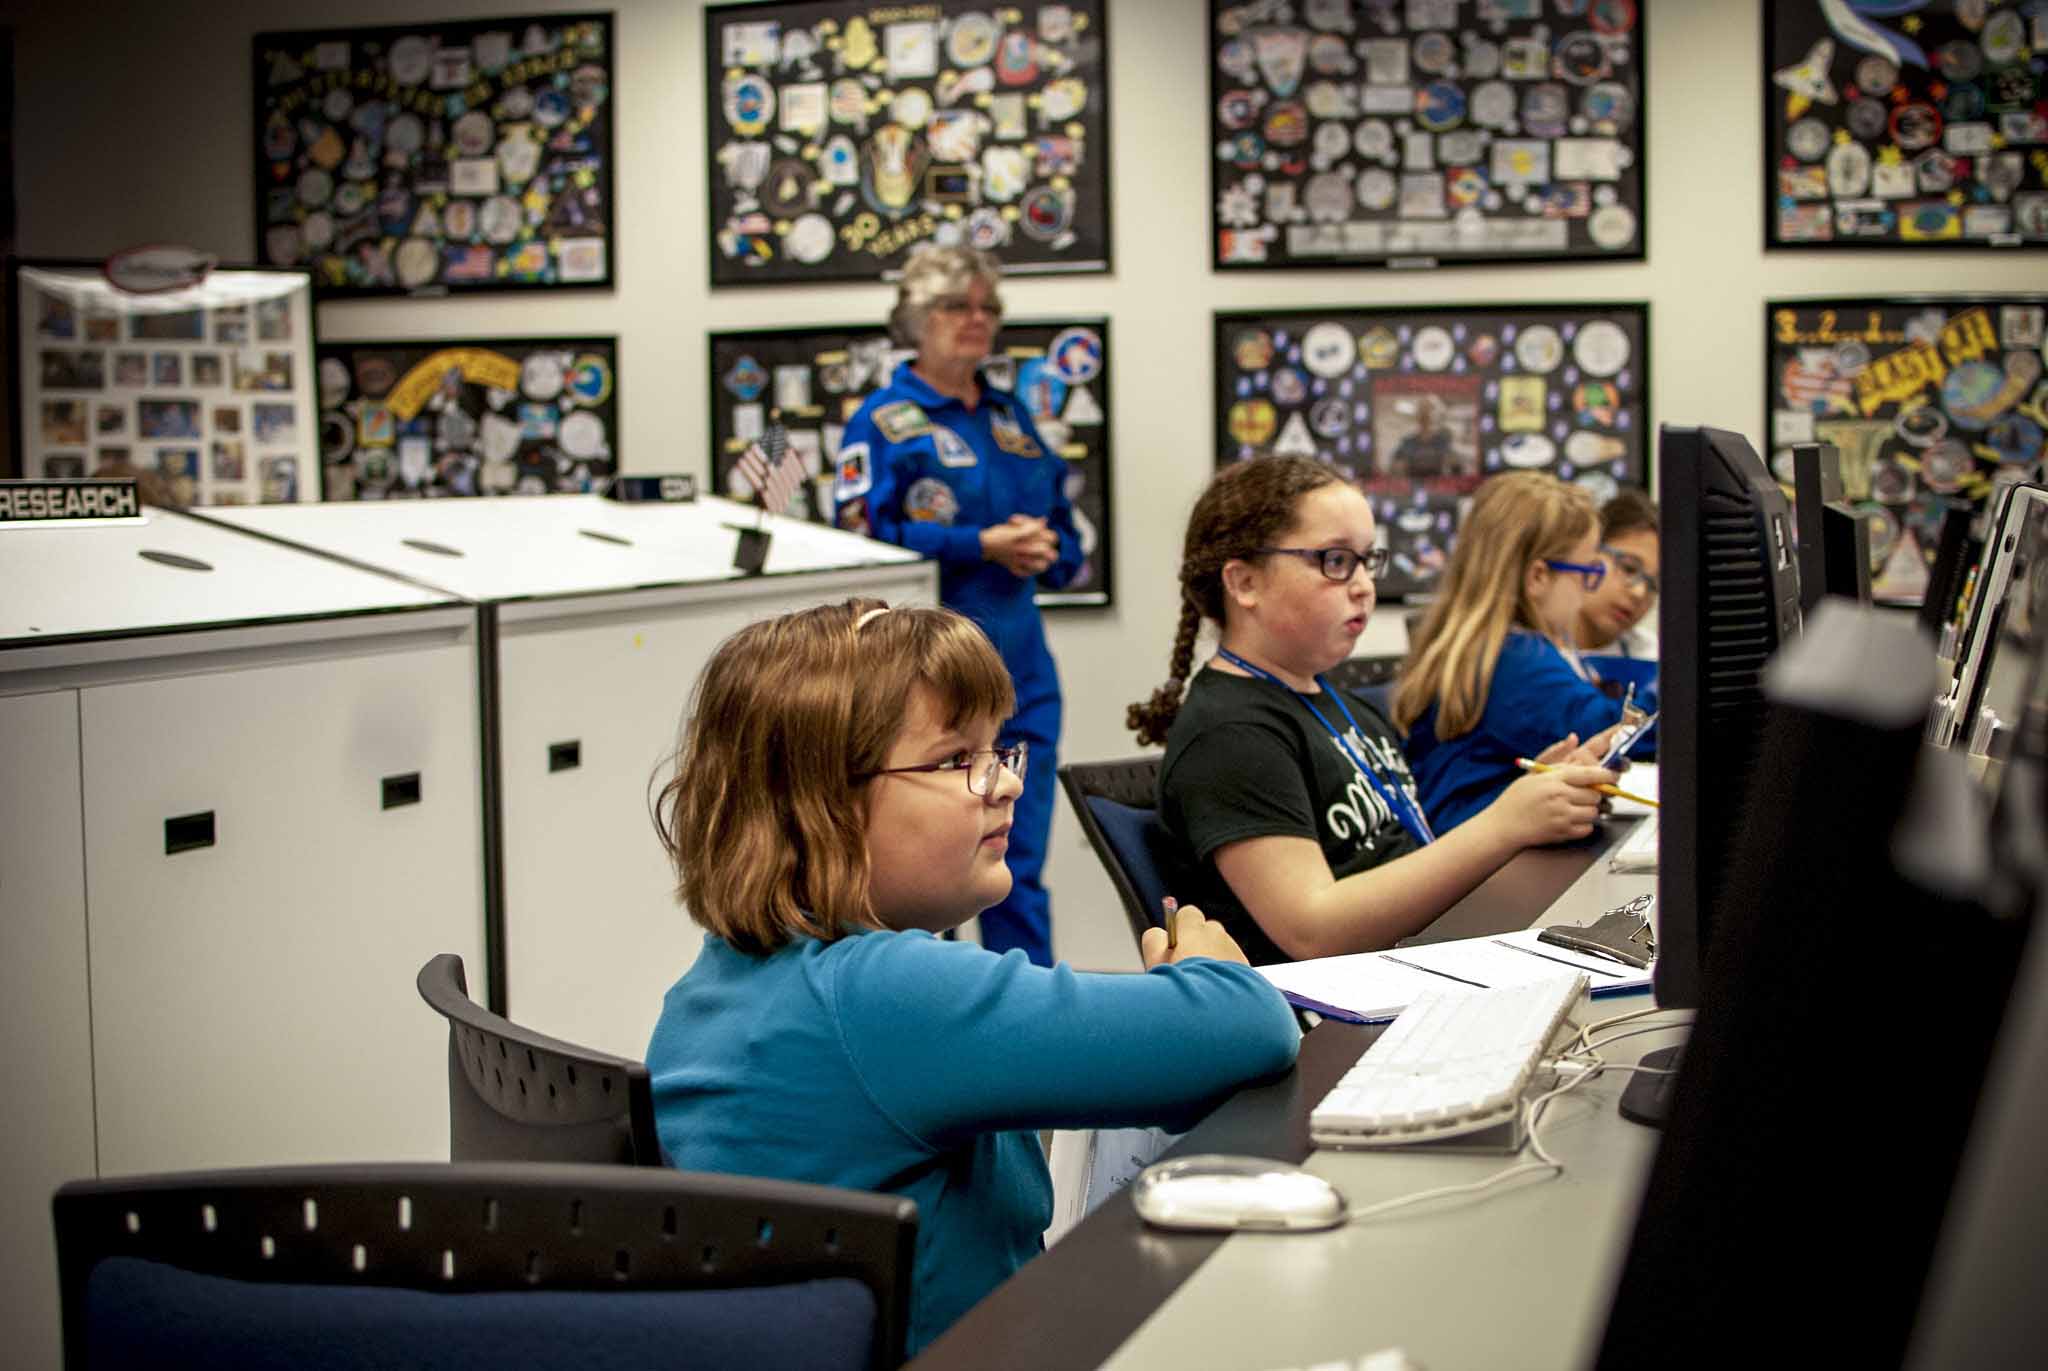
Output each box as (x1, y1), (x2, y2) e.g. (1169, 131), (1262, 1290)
(1214, 648), (1436, 846)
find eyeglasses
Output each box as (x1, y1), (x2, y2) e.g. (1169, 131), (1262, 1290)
(932, 296), (1003, 319)
(854, 742), (1027, 799)
(1600, 545), (1660, 597)
(1543, 558), (1608, 590)
(1257, 546), (1392, 582)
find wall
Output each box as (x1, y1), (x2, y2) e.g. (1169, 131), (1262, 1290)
(6, 0), (2034, 972)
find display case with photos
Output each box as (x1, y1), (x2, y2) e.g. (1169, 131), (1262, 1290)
(254, 13), (614, 295)
(1214, 302), (1649, 600)
(1764, 0), (2048, 249)
(707, 320), (1113, 607)
(1209, 0), (1647, 270)
(704, 0), (1110, 286)
(1765, 296), (2048, 603)
(8, 260), (320, 505)
(316, 337), (619, 499)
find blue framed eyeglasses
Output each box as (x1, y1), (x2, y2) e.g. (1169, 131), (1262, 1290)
(1544, 558), (1608, 591)
(1600, 545), (1659, 596)
(1256, 546), (1392, 582)
(855, 742), (1027, 798)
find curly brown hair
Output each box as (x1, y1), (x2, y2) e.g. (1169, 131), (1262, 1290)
(1126, 457), (1345, 747)
(652, 599), (1014, 954)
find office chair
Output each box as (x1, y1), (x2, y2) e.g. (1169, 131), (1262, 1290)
(1057, 758), (1177, 952)
(54, 1161), (917, 1371)
(416, 953), (661, 1167)
(1322, 655), (1401, 716)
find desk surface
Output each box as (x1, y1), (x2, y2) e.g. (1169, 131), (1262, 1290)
(909, 820), (1663, 1371)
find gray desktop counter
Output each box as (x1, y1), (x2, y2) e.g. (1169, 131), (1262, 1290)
(1, 509), (482, 1371)
(195, 494), (938, 1060)
(909, 825), (1666, 1371)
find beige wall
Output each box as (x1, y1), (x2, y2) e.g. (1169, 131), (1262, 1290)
(9, 0), (2034, 970)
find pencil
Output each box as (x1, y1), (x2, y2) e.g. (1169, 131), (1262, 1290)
(1514, 757), (1660, 809)
(1162, 896), (1179, 950)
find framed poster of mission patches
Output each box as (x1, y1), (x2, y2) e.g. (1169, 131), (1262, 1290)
(1765, 296), (2048, 604)
(1765, 0), (2048, 249)
(1209, 0), (1646, 270)
(707, 320), (1113, 607)
(704, 0), (1110, 286)
(316, 337), (618, 499)
(1214, 302), (1649, 601)
(255, 14), (614, 295)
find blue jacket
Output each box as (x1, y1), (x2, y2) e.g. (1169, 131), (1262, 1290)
(1407, 630), (1630, 834)
(646, 929), (1299, 1356)
(833, 361), (1082, 641)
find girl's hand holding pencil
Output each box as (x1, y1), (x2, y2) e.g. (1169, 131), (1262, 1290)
(1514, 756), (1658, 809)
(1142, 897), (1252, 968)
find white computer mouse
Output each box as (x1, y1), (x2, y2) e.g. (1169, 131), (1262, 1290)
(1130, 1154), (1349, 1233)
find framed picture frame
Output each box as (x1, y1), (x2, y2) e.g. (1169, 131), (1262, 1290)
(1214, 301), (1650, 600)
(315, 336), (620, 498)
(1763, 295), (2048, 603)
(254, 13), (615, 296)
(703, 0), (1111, 286)
(1763, 1), (2048, 250)
(7, 257), (321, 505)
(1209, 0), (1647, 271)
(707, 319), (1113, 608)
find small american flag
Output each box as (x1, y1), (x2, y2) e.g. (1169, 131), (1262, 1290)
(735, 426), (804, 515)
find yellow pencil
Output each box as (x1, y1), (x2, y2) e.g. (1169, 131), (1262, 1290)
(1514, 757), (1659, 809)
(1163, 896), (1179, 950)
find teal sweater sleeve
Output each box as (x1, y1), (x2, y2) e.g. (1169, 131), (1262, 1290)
(827, 933), (1300, 1146)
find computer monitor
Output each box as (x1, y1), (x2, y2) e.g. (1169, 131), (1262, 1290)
(1791, 441), (1871, 612)
(1594, 602), (2035, 1370)
(1649, 425), (1803, 1018)
(1935, 483), (2048, 755)
(1917, 504), (1982, 646)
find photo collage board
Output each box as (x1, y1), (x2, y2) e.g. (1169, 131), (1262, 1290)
(1765, 296), (2048, 603)
(704, 0), (1110, 285)
(1214, 302), (1649, 600)
(1765, 0), (2048, 248)
(1209, 0), (1647, 270)
(9, 262), (320, 505)
(254, 12), (614, 295)
(707, 320), (1113, 607)
(316, 337), (619, 499)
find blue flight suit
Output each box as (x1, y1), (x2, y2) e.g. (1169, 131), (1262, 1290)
(834, 361), (1082, 967)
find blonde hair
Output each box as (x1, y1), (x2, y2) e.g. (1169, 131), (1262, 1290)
(1392, 472), (1599, 739)
(889, 243), (1003, 346)
(652, 598), (1014, 954)
(1128, 457), (1345, 747)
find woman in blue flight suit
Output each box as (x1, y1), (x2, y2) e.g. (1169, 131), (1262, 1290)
(833, 245), (1082, 967)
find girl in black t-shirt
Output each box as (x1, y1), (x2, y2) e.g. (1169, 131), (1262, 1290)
(1127, 457), (1614, 964)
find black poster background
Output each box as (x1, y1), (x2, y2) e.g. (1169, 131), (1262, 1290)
(1208, 0), (1647, 271)
(707, 320), (1113, 608)
(704, 0), (1110, 286)
(1763, 0), (2048, 249)
(1763, 296), (2048, 603)
(1214, 302), (1649, 601)
(316, 336), (619, 498)
(254, 13), (616, 296)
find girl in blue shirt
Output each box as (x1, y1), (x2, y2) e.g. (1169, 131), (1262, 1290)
(1394, 472), (1632, 834)
(647, 599), (1298, 1357)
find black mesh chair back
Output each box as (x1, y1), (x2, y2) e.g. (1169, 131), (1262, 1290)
(1057, 757), (1177, 952)
(1322, 656), (1402, 716)
(54, 1161), (918, 1370)
(416, 953), (661, 1167)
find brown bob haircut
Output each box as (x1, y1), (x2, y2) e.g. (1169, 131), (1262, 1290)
(652, 598), (1014, 955)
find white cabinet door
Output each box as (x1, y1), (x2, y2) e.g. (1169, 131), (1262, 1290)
(80, 640), (484, 1176)
(0, 689), (95, 1371)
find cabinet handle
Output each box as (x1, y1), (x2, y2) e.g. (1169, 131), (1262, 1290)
(165, 811), (215, 855)
(381, 773), (423, 809)
(548, 741), (581, 773)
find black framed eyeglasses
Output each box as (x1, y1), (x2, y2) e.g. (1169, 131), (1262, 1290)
(1543, 558), (1608, 591)
(1256, 546), (1391, 582)
(1599, 545), (1660, 597)
(854, 742), (1027, 798)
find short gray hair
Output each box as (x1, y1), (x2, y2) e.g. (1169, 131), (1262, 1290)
(889, 244), (1002, 346)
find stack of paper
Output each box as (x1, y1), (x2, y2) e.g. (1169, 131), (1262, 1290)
(1610, 814), (1658, 873)
(1257, 928), (1653, 1024)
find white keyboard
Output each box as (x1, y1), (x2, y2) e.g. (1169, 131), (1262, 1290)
(1310, 973), (1587, 1147)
